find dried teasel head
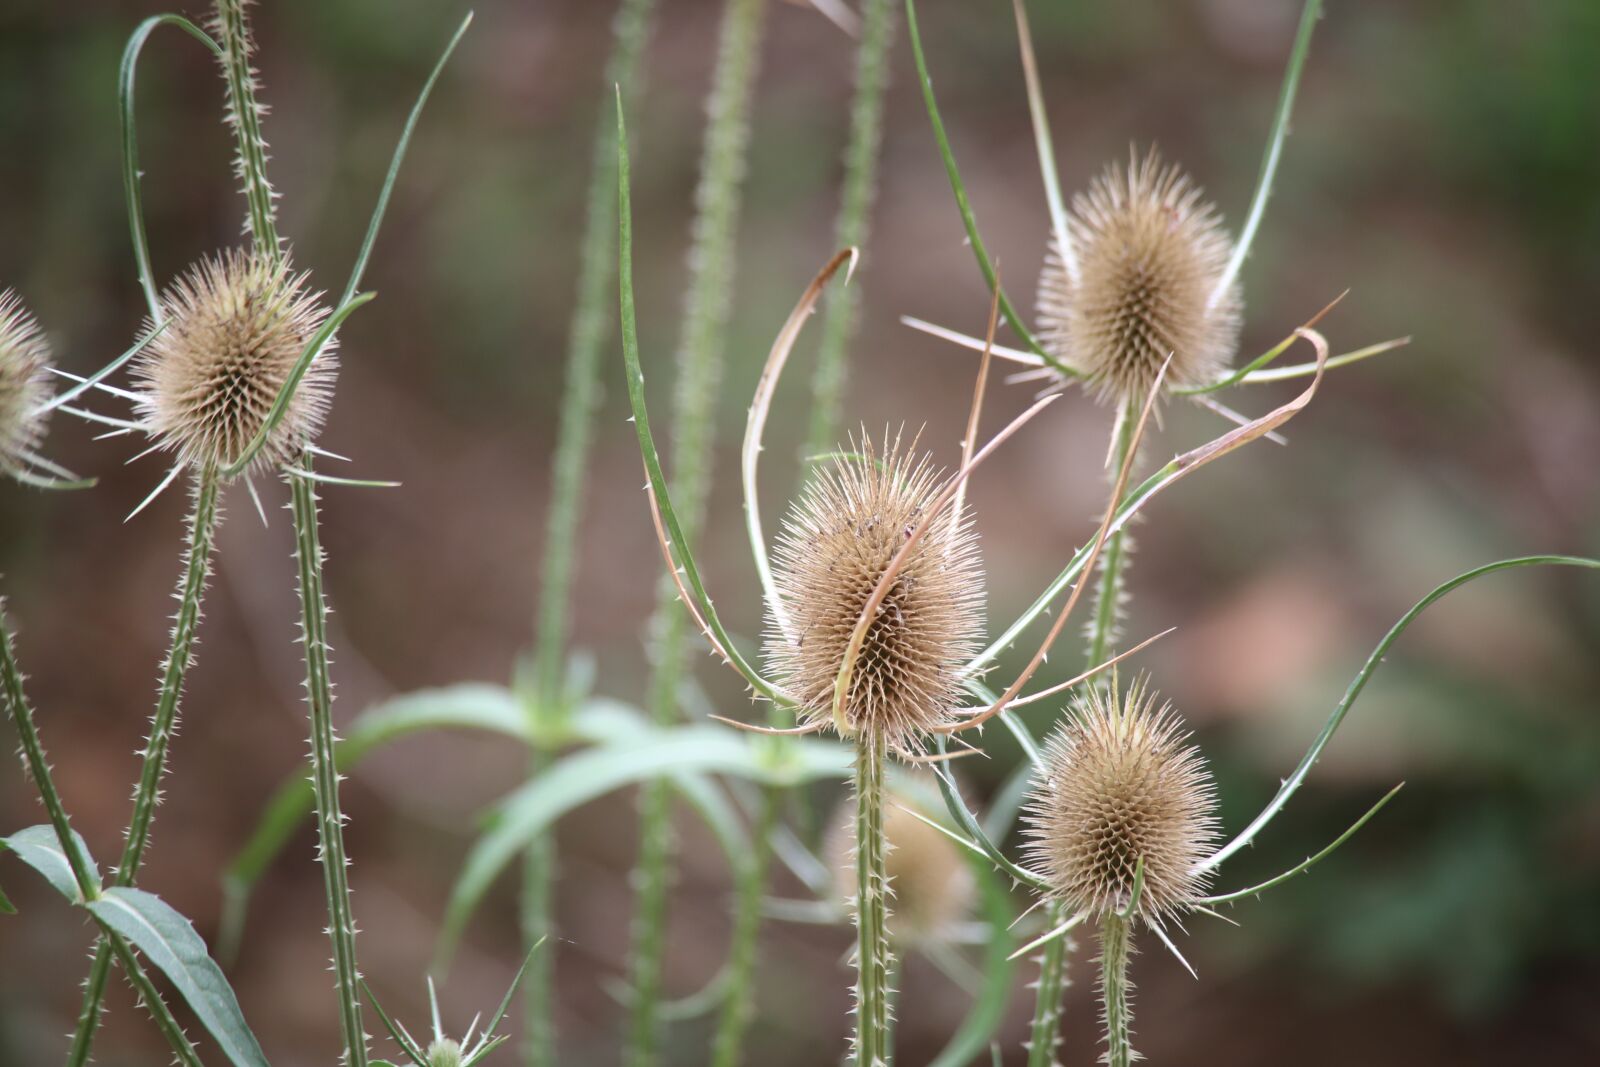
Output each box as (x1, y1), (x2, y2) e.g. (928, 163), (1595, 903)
(133, 248), (335, 477)
(765, 434), (984, 755)
(1038, 147), (1241, 405)
(1023, 676), (1219, 923)
(825, 792), (976, 944)
(0, 291), (53, 475)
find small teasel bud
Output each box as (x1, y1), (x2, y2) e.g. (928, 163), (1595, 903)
(825, 792), (976, 945)
(133, 248), (335, 476)
(765, 435), (984, 754)
(0, 291), (53, 474)
(1023, 676), (1219, 923)
(1038, 147), (1242, 404)
(425, 1038), (463, 1067)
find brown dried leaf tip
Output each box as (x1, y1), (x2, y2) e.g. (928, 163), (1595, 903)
(134, 248), (335, 476)
(766, 434), (984, 755)
(0, 291), (52, 474)
(1024, 676), (1219, 923)
(1038, 147), (1241, 404)
(825, 793), (976, 945)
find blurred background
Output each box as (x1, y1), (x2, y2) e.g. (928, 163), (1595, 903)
(2, 0), (1598, 1063)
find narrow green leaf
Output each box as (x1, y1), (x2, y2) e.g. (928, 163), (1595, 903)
(119, 15), (223, 320)
(927, 858), (1015, 1067)
(903, 0), (1069, 374)
(1201, 555), (1600, 872)
(87, 887), (269, 1067)
(2, 825), (100, 904)
(437, 727), (850, 963)
(0, 882), (14, 914)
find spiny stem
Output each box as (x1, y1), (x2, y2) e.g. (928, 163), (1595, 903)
(803, 0), (895, 464)
(0, 607), (204, 1067)
(853, 738), (892, 1066)
(526, 2), (658, 1062)
(1025, 899), (1072, 1067)
(624, 0), (767, 1061)
(68, 468), (222, 1067)
(709, 787), (775, 1067)
(1085, 401), (1138, 668)
(290, 455), (367, 1067)
(1099, 913), (1135, 1067)
(212, 0), (280, 261)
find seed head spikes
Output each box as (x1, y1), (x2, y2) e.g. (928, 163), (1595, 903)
(1038, 148), (1241, 406)
(0, 291), (53, 477)
(1023, 676), (1219, 924)
(133, 248), (336, 477)
(767, 435), (985, 756)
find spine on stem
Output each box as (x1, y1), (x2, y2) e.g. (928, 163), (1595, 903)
(1099, 913), (1135, 1067)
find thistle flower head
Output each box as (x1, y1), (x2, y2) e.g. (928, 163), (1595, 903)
(826, 793), (976, 944)
(1023, 676), (1219, 923)
(765, 434), (984, 755)
(133, 248), (335, 476)
(0, 291), (53, 474)
(1038, 147), (1241, 405)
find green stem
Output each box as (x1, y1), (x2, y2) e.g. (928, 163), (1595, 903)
(1024, 899), (1071, 1067)
(0, 607), (205, 1067)
(709, 787), (775, 1067)
(525, 3), (657, 1062)
(212, 0), (280, 260)
(1085, 402), (1137, 668)
(853, 738), (892, 1066)
(803, 0), (895, 463)
(624, 0), (767, 1062)
(68, 469), (222, 1067)
(289, 455), (367, 1067)
(1099, 913), (1135, 1067)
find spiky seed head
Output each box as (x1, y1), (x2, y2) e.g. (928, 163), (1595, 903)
(133, 248), (335, 476)
(825, 793), (976, 944)
(425, 1038), (463, 1067)
(1038, 147), (1242, 405)
(765, 434), (984, 755)
(0, 291), (53, 475)
(1023, 676), (1219, 923)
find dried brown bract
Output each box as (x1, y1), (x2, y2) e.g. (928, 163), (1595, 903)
(765, 435), (984, 755)
(134, 248), (334, 476)
(1038, 148), (1241, 405)
(1024, 676), (1219, 923)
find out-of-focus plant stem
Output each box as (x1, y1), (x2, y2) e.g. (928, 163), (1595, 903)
(804, 0), (895, 464)
(525, 1), (658, 1063)
(625, 0), (767, 1063)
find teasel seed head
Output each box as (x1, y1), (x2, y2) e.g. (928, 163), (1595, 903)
(1023, 676), (1219, 924)
(426, 1038), (463, 1067)
(0, 291), (52, 475)
(134, 248), (335, 477)
(765, 434), (985, 755)
(826, 793), (976, 945)
(1038, 147), (1241, 404)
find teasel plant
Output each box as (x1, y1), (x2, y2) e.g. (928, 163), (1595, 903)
(890, 1), (1417, 1054)
(31, 2), (473, 1065)
(612, 70), (1370, 1055)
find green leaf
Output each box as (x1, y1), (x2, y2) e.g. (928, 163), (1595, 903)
(927, 857), (1015, 1067)
(2, 824), (100, 903)
(0, 881), (15, 914)
(220, 683), (531, 963)
(86, 887), (269, 1067)
(438, 726), (850, 963)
